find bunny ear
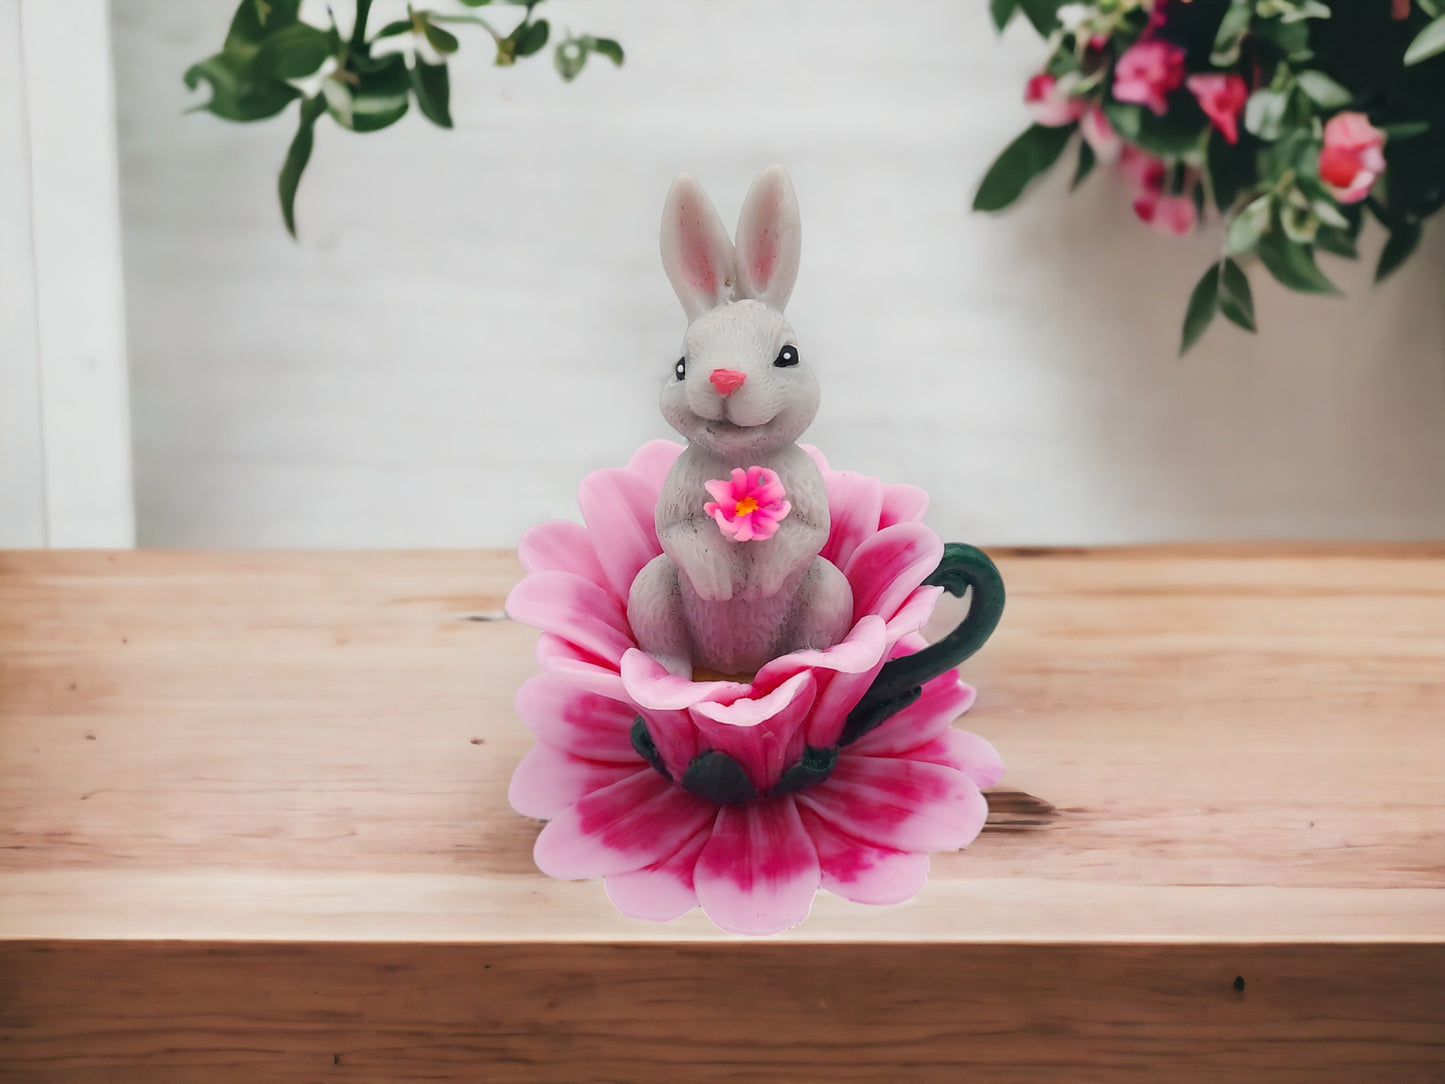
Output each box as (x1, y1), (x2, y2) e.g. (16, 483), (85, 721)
(660, 173), (737, 322)
(734, 164), (801, 312)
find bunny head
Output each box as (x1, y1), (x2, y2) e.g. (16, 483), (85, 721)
(658, 165), (819, 461)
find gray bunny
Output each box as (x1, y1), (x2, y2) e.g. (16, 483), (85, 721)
(627, 166), (854, 678)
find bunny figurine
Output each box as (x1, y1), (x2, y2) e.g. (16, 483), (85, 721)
(627, 166), (854, 678)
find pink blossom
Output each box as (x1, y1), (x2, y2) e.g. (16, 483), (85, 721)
(1187, 72), (1249, 144)
(1119, 145), (1166, 198)
(1024, 73), (1085, 127)
(1133, 191), (1198, 236)
(1318, 111), (1386, 205)
(506, 440), (1001, 936)
(1080, 105), (1122, 163)
(1112, 40), (1186, 116)
(703, 465), (791, 543)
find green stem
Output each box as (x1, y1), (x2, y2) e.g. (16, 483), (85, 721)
(352, 0), (374, 48)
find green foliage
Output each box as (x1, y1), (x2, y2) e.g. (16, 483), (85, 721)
(185, 0), (623, 237)
(973, 124), (1075, 213)
(976, 0), (1444, 353)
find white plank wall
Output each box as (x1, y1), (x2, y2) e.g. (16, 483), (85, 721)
(112, 1), (1445, 547)
(1, 0), (135, 548)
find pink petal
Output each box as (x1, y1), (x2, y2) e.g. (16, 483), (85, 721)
(820, 469), (884, 568)
(507, 570), (634, 664)
(508, 742), (638, 820)
(703, 479), (733, 504)
(533, 769), (716, 879)
(847, 675), (974, 758)
(517, 519), (610, 591)
(844, 521), (945, 625)
(797, 803), (930, 905)
(604, 824), (709, 922)
(878, 483), (929, 528)
(620, 648), (750, 710)
(694, 798), (821, 936)
(884, 584), (944, 641)
(514, 674), (637, 763)
(800, 444), (831, 472)
(626, 439), (684, 491)
(577, 467), (663, 603)
(905, 727), (1005, 789)
(690, 671), (817, 790)
(798, 755), (986, 854)
(535, 633), (629, 701)
(753, 613), (888, 691)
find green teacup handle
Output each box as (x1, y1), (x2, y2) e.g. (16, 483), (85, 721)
(839, 543), (1005, 746)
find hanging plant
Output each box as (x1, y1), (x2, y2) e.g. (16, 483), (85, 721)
(184, 0), (623, 236)
(976, 0), (1445, 353)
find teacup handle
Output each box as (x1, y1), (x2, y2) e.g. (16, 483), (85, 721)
(839, 543), (1005, 746)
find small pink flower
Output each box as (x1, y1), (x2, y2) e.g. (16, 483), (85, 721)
(1119, 145), (1166, 198)
(506, 441), (1001, 935)
(1112, 40), (1186, 116)
(703, 466), (791, 543)
(1080, 105), (1122, 163)
(1187, 72), (1249, 144)
(1133, 191), (1198, 236)
(1024, 72), (1085, 127)
(1319, 112), (1386, 205)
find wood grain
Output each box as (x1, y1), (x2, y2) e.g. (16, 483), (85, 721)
(1, 547), (1442, 1078)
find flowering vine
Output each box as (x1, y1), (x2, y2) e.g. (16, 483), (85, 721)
(977, 0), (1445, 353)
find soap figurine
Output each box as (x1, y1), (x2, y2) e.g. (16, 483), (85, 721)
(506, 166), (1007, 936)
(628, 166), (853, 679)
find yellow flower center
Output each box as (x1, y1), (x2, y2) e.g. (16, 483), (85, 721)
(734, 496), (760, 517)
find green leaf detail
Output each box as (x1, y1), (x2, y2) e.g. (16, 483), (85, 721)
(989, 0), (1019, 32)
(1243, 88), (1289, 141)
(1381, 120), (1430, 141)
(973, 124), (1075, 213)
(1180, 263), (1220, 356)
(1071, 140), (1096, 191)
(423, 19), (461, 55)
(184, 54), (300, 121)
(1295, 70), (1350, 109)
(278, 94), (325, 238)
(1017, 0), (1065, 35)
(1218, 257), (1256, 331)
(409, 58), (453, 128)
(771, 746), (839, 798)
(630, 717), (669, 780)
(345, 54), (410, 132)
(1404, 14), (1445, 65)
(1257, 230), (1341, 294)
(253, 22), (333, 80)
(1376, 223), (1422, 282)
(514, 19), (550, 58)
(1226, 195), (1271, 255)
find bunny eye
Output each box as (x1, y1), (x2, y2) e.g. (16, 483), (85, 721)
(774, 345), (799, 368)
(674, 357), (686, 381)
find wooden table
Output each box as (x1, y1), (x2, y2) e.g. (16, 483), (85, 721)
(1, 547), (1442, 1081)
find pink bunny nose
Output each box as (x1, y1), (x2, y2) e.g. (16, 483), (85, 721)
(709, 368), (746, 396)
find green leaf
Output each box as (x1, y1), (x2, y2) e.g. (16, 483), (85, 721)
(1314, 226), (1358, 259)
(514, 18), (550, 57)
(1280, 0), (1330, 22)
(372, 18), (414, 39)
(588, 36), (624, 65)
(184, 54), (300, 121)
(408, 58), (452, 128)
(278, 94), (325, 239)
(1254, 16), (1312, 60)
(1257, 229), (1341, 294)
(1226, 195), (1271, 255)
(1311, 199), (1348, 229)
(990, 0), (1019, 32)
(1180, 263), (1220, 356)
(1103, 101), (1208, 157)
(1218, 257), (1256, 331)
(341, 54), (409, 132)
(1404, 15), (1445, 65)
(225, 0), (301, 51)
(422, 19), (461, 55)
(972, 124), (1075, 213)
(1295, 70), (1350, 109)
(1382, 120), (1430, 141)
(1244, 88), (1289, 141)
(1017, 0), (1065, 35)
(253, 22), (333, 80)
(1071, 139), (1096, 191)
(1376, 223), (1422, 282)
(1212, 0), (1252, 65)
